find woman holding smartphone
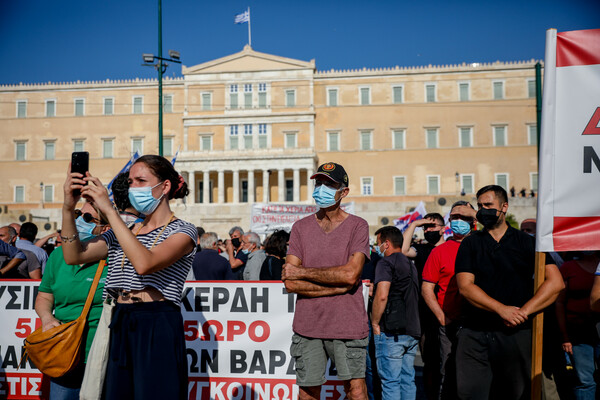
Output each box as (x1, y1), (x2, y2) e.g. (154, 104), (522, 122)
(61, 155), (197, 400)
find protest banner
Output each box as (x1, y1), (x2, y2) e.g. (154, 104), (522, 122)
(1, 280), (369, 400)
(537, 28), (600, 252)
(532, 28), (600, 399)
(250, 203), (355, 235)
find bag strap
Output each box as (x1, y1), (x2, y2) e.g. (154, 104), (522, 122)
(79, 260), (106, 321)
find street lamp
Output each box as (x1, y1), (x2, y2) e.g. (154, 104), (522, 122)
(142, 50), (181, 156)
(40, 182), (44, 209)
(141, 0), (181, 156)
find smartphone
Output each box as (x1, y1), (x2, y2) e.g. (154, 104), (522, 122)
(71, 151), (89, 197)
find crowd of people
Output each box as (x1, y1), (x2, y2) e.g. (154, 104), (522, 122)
(1, 157), (599, 400)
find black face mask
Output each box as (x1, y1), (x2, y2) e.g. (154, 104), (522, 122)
(231, 238), (241, 248)
(424, 230), (442, 245)
(476, 208), (502, 229)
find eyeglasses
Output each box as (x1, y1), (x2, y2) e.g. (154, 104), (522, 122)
(74, 209), (102, 224)
(449, 215), (474, 223)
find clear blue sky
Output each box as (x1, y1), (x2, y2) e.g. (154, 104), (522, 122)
(0, 0), (597, 84)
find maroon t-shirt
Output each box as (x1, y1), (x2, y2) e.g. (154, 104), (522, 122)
(287, 213), (370, 340)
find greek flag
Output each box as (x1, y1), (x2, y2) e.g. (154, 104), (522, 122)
(234, 10), (249, 24)
(107, 151), (140, 200)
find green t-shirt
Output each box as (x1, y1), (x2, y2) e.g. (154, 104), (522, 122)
(38, 247), (107, 363)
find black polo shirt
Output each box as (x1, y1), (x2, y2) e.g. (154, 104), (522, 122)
(455, 224), (540, 331)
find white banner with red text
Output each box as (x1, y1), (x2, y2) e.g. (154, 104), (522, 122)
(537, 28), (600, 251)
(249, 203), (355, 235)
(0, 280), (369, 400)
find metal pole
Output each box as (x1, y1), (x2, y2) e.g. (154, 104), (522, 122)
(158, 0), (164, 156)
(535, 62), (542, 166)
(248, 7), (251, 47)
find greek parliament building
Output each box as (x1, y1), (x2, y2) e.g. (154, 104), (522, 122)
(0, 46), (539, 236)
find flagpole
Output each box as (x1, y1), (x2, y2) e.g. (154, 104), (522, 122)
(247, 7), (252, 47)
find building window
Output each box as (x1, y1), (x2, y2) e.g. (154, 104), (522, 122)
(493, 126), (507, 146)
(361, 177), (373, 196)
(360, 131), (372, 150)
(73, 139), (85, 152)
(493, 81), (504, 100)
(201, 135), (212, 151)
(17, 100), (27, 118)
(230, 84), (239, 109)
(258, 124), (268, 148)
(360, 87), (371, 105)
(244, 124), (253, 149)
(15, 141), (26, 161)
(459, 82), (470, 101)
(244, 84), (253, 109)
(285, 179), (293, 202)
(46, 100), (56, 117)
(75, 98), (85, 116)
(162, 137), (173, 157)
(133, 96), (143, 114)
(459, 127), (473, 147)
(328, 88), (338, 106)
(103, 97), (114, 115)
(163, 95), (173, 113)
(427, 175), (440, 194)
(131, 138), (144, 155)
(461, 174), (474, 194)
(258, 83), (267, 108)
(241, 180), (249, 203)
(528, 124), (537, 145)
(530, 172), (539, 192)
(528, 80), (536, 98)
(392, 86), (403, 104)
(15, 186), (25, 203)
(495, 173), (509, 191)
(285, 133), (297, 149)
(229, 125), (239, 149)
(44, 141), (56, 160)
(393, 129), (405, 150)
(43, 185), (54, 203)
(328, 132), (340, 151)
(201, 93), (211, 111)
(425, 84), (436, 102)
(102, 139), (114, 158)
(286, 90), (296, 107)
(426, 128), (438, 149)
(394, 176), (406, 195)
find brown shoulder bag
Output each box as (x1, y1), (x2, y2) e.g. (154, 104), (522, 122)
(23, 260), (106, 378)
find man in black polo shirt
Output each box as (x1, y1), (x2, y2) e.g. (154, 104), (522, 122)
(455, 185), (563, 399)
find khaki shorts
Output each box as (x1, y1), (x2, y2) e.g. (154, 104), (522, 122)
(290, 333), (368, 387)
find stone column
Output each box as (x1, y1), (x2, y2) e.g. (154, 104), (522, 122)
(262, 170), (269, 203)
(188, 171), (196, 204)
(248, 170), (255, 203)
(293, 168), (300, 202)
(218, 170), (225, 204)
(306, 167), (314, 201)
(203, 170), (210, 204)
(278, 169), (285, 202)
(233, 170), (240, 203)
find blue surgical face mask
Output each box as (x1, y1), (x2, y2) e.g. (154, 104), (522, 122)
(375, 244), (385, 258)
(75, 216), (97, 242)
(241, 249), (251, 255)
(450, 219), (471, 236)
(312, 184), (340, 209)
(128, 182), (165, 215)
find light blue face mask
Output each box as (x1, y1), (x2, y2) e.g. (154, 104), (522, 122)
(312, 184), (340, 209)
(375, 244), (385, 258)
(450, 219), (471, 236)
(128, 182), (165, 215)
(75, 216), (97, 242)
(241, 249), (251, 255)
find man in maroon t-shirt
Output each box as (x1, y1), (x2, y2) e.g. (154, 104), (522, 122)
(283, 162), (370, 400)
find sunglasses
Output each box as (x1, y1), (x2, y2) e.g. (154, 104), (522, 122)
(74, 209), (102, 224)
(449, 215), (474, 223)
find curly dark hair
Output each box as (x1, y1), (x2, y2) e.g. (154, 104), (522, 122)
(133, 155), (189, 199)
(112, 172), (132, 212)
(264, 230), (290, 259)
